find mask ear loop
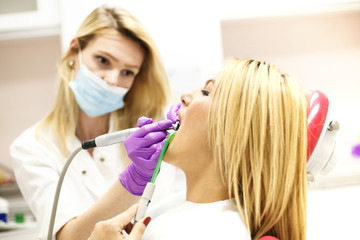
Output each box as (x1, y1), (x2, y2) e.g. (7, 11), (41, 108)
(70, 47), (82, 81)
(78, 47), (82, 66)
(68, 46), (82, 81)
(70, 69), (75, 81)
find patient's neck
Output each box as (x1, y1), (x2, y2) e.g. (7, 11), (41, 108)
(163, 140), (228, 203)
(185, 161), (228, 203)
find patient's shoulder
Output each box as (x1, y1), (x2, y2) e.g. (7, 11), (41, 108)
(143, 199), (251, 240)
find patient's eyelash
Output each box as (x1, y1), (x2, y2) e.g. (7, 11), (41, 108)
(201, 89), (210, 96)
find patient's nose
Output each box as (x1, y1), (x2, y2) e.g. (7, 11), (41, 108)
(181, 93), (191, 107)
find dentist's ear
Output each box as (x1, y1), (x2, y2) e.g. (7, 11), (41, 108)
(68, 38), (80, 54)
(66, 38), (80, 70)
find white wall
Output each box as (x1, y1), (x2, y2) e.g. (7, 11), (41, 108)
(221, 6), (360, 184)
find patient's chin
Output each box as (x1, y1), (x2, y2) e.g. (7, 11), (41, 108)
(162, 133), (183, 166)
(162, 143), (178, 166)
(162, 146), (173, 164)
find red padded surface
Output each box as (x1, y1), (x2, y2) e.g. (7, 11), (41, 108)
(259, 236), (279, 240)
(306, 90), (329, 161)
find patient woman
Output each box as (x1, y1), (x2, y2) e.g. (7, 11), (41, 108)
(90, 57), (308, 240)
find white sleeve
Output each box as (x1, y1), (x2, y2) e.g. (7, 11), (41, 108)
(9, 127), (94, 240)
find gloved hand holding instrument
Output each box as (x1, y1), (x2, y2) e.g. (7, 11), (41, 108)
(120, 102), (182, 196)
(119, 117), (174, 196)
(121, 103), (181, 221)
(47, 103), (181, 240)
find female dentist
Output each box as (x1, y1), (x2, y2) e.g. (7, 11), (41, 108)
(10, 5), (183, 240)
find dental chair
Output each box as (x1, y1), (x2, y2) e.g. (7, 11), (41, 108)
(259, 90), (340, 240)
(306, 90), (339, 183)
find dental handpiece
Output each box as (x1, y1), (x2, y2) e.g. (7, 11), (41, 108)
(81, 121), (180, 149)
(135, 182), (156, 222)
(134, 131), (177, 222)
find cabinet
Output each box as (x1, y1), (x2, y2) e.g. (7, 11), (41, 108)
(0, 0), (60, 40)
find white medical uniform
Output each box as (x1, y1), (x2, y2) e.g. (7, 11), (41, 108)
(143, 191), (251, 240)
(10, 120), (186, 240)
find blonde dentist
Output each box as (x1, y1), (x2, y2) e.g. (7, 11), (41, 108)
(10, 5), (183, 240)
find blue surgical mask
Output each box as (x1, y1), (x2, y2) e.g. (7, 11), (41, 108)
(69, 61), (129, 117)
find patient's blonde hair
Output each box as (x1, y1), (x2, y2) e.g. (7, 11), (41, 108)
(36, 6), (170, 157)
(208, 58), (307, 239)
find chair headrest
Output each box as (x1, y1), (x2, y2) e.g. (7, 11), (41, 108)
(307, 90), (329, 161)
(306, 90), (340, 183)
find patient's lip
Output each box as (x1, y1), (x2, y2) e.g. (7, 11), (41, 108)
(177, 111), (182, 124)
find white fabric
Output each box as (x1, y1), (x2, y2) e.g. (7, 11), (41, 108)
(10, 121), (186, 240)
(143, 194), (251, 240)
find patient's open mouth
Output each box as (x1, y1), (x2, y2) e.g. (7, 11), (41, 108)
(172, 121), (180, 131)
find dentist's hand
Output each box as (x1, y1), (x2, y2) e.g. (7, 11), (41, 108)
(119, 117), (173, 196)
(88, 204), (151, 240)
(167, 102), (182, 123)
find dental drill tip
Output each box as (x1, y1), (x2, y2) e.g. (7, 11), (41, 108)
(166, 121), (180, 134)
(172, 121), (180, 131)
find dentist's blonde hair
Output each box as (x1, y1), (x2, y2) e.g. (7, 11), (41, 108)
(208, 58), (307, 239)
(37, 6), (170, 157)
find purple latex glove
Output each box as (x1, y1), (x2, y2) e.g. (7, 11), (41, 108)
(167, 102), (182, 123)
(119, 117), (173, 196)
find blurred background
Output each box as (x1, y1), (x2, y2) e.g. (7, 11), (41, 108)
(0, 0), (359, 239)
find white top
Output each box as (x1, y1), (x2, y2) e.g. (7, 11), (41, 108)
(143, 192), (251, 240)
(10, 121), (186, 240)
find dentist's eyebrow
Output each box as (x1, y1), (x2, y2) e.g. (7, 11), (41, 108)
(98, 51), (119, 62)
(99, 51), (141, 70)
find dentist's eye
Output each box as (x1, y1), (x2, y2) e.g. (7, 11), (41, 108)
(122, 70), (134, 77)
(96, 56), (109, 65)
(201, 89), (210, 96)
